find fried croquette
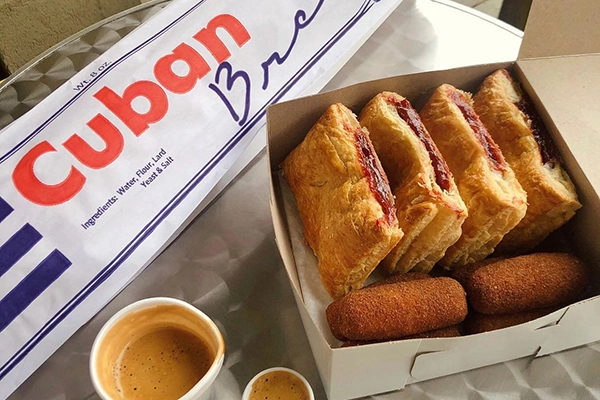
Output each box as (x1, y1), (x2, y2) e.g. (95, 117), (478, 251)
(341, 325), (462, 347)
(465, 308), (557, 334)
(453, 252), (590, 315)
(326, 276), (467, 341)
(404, 324), (462, 339)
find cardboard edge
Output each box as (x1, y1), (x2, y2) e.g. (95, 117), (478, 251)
(519, 0), (600, 60)
(266, 108), (304, 298)
(287, 280), (336, 398)
(409, 308), (565, 382)
(536, 296), (600, 357)
(328, 339), (420, 399)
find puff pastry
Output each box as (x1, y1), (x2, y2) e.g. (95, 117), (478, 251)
(474, 69), (581, 254)
(420, 84), (527, 268)
(282, 103), (403, 299)
(359, 92), (467, 274)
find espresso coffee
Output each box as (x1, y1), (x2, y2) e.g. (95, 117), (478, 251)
(248, 370), (311, 400)
(116, 326), (212, 399)
(93, 303), (221, 400)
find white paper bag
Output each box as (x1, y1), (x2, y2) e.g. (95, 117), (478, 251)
(0, 0), (401, 397)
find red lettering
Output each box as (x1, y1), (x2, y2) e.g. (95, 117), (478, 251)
(94, 81), (168, 137)
(13, 13), (252, 205)
(154, 43), (211, 94)
(193, 14), (250, 63)
(12, 141), (85, 206)
(63, 114), (125, 169)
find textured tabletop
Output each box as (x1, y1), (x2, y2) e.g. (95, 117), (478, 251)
(3, 1), (599, 399)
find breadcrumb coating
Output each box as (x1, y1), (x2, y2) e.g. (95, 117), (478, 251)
(453, 252), (589, 315)
(326, 277), (467, 341)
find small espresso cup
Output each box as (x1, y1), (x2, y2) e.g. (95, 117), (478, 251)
(90, 297), (225, 400)
(242, 367), (314, 400)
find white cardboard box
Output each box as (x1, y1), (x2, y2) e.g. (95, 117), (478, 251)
(267, 1), (600, 398)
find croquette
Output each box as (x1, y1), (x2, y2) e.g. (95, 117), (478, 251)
(326, 276), (467, 341)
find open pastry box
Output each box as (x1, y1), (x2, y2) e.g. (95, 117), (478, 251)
(267, 1), (600, 399)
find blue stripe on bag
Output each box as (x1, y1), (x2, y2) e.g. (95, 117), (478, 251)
(0, 224), (43, 278)
(0, 249), (72, 332)
(0, 197), (12, 223)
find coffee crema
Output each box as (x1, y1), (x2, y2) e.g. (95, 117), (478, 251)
(116, 326), (212, 399)
(248, 370), (311, 400)
(94, 303), (218, 400)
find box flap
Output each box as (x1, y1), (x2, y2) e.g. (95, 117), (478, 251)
(520, 0), (600, 59)
(516, 54), (600, 192)
(536, 298), (600, 356)
(329, 341), (419, 400)
(409, 310), (562, 383)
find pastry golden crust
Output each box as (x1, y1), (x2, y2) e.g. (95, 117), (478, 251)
(282, 103), (403, 299)
(420, 84), (527, 268)
(474, 69), (581, 254)
(359, 92), (467, 274)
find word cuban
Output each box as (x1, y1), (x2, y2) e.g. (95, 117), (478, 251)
(11, 14), (251, 206)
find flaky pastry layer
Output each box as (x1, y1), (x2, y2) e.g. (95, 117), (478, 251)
(420, 84), (527, 267)
(359, 92), (467, 273)
(474, 69), (581, 254)
(282, 103), (403, 298)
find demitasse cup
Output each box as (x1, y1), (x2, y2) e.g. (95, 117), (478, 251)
(90, 297), (225, 400)
(242, 367), (314, 400)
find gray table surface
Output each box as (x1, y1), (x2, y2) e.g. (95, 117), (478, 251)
(2, 0), (599, 399)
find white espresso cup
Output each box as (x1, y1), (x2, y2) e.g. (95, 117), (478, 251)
(90, 297), (225, 400)
(242, 367), (314, 400)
